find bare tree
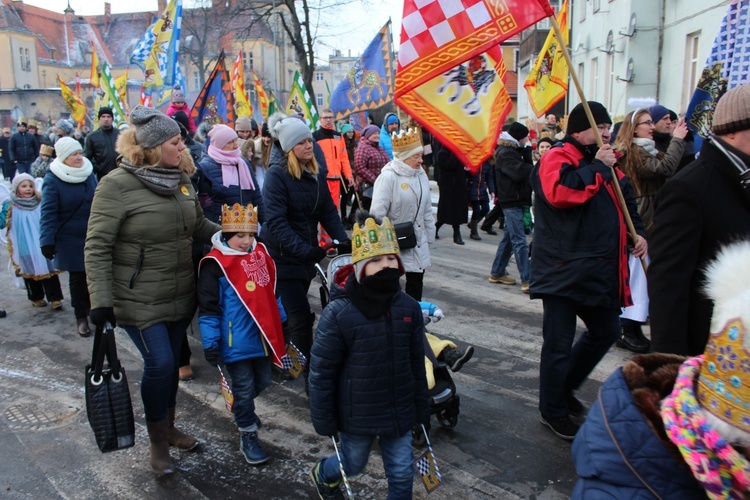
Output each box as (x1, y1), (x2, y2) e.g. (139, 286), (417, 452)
(181, 0), (234, 87)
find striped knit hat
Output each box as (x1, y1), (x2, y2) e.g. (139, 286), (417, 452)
(712, 84), (750, 135)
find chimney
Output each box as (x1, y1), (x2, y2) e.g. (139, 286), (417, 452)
(104, 2), (111, 31)
(348, 49), (351, 57)
(158, 0), (167, 14)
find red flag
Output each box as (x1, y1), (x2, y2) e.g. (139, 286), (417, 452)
(75, 72), (81, 96)
(395, 0), (554, 170)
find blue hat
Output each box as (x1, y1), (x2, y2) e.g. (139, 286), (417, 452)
(386, 114), (399, 125)
(648, 104), (671, 123)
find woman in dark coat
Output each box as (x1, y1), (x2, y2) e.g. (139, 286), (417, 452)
(466, 161), (494, 240)
(432, 138), (468, 244)
(259, 113), (350, 390)
(39, 137), (97, 336)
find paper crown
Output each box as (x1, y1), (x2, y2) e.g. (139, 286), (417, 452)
(696, 318), (750, 433)
(391, 127), (423, 155)
(351, 216), (400, 264)
(221, 203), (258, 233)
(40, 144), (54, 156)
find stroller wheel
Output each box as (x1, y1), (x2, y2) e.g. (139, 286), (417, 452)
(437, 412), (458, 429)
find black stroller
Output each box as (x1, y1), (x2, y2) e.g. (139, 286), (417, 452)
(315, 255), (461, 441)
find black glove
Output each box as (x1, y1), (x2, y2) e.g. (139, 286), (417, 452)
(307, 246), (327, 263)
(90, 307), (116, 328)
(337, 239), (352, 255)
(41, 245), (56, 260)
(204, 348), (222, 366)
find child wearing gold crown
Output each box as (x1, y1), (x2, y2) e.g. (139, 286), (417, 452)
(308, 211), (430, 498)
(197, 203), (287, 466)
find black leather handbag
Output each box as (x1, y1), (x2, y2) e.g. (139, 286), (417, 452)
(393, 179), (423, 250)
(85, 323), (135, 452)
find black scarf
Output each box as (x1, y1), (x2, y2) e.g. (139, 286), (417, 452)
(344, 268), (401, 319)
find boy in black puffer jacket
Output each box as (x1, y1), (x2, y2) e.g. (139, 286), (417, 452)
(309, 213), (430, 499)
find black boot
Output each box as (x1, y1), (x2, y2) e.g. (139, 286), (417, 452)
(469, 220), (481, 240)
(480, 224), (498, 235)
(287, 313), (315, 395)
(435, 222), (442, 240)
(453, 225), (464, 245)
(439, 346), (474, 372)
(616, 321), (650, 354)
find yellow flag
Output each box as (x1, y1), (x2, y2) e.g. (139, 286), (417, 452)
(231, 51), (253, 118)
(58, 74), (87, 125)
(90, 43), (100, 88)
(252, 70), (270, 120)
(115, 70), (129, 113)
(523, 0), (569, 118)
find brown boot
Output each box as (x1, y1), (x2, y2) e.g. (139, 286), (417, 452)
(168, 407), (199, 451)
(146, 418), (174, 477)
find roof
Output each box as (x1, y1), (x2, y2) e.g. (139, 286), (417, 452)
(0, 1), (32, 33)
(506, 71), (518, 97)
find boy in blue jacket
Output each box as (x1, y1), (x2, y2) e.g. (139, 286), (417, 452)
(197, 203), (287, 465)
(309, 213), (430, 499)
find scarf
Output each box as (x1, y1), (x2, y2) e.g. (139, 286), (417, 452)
(633, 137), (660, 157)
(11, 194), (40, 210)
(118, 161), (183, 196)
(344, 268), (401, 319)
(208, 144), (255, 190)
(49, 158), (93, 184)
(499, 131), (521, 147)
(661, 356), (750, 499)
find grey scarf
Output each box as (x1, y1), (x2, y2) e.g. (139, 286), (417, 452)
(119, 161), (183, 195)
(11, 194), (40, 210)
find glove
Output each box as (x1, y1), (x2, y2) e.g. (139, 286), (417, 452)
(337, 239), (352, 255)
(307, 246), (327, 263)
(90, 307), (116, 328)
(41, 245), (56, 260)
(432, 308), (445, 322)
(204, 348), (222, 367)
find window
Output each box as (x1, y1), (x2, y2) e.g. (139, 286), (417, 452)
(244, 51), (254, 70)
(19, 48), (24, 68)
(513, 48), (520, 72)
(593, 0), (601, 13)
(25, 48), (30, 71)
(578, 62), (585, 95)
(193, 71), (199, 90)
(590, 57), (599, 97)
(578, 0), (586, 22)
(604, 53), (614, 109)
(317, 93), (324, 106)
(315, 72), (324, 81)
(682, 31), (701, 112)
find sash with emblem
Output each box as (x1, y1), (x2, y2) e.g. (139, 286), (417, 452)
(201, 242), (286, 367)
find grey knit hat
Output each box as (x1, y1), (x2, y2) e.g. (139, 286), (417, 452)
(712, 84), (750, 135)
(268, 112), (312, 153)
(130, 105), (181, 149)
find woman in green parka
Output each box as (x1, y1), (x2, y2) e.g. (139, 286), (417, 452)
(84, 106), (220, 477)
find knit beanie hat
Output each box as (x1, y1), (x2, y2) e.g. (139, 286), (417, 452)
(340, 124), (354, 135)
(250, 118), (259, 132)
(362, 124), (380, 139)
(208, 124), (238, 150)
(712, 84), (750, 135)
(566, 101), (612, 134)
(386, 114), (399, 125)
(56, 119), (75, 136)
(392, 128), (423, 160)
(170, 110), (191, 134)
(268, 112), (313, 153)
(235, 117), (253, 132)
(130, 105), (181, 149)
(648, 104), (671, 124)
(695, 239), (750, 444)
(98, 106), (114, 118)
(171, 85), (186, 103)
(11, 173), (35, 195)
(261, 121), (270, 138)
(508, 122), (529, 141)
(54, 136), (83, 163)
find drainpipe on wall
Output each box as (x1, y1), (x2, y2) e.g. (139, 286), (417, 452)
(656, 0), (666, 102)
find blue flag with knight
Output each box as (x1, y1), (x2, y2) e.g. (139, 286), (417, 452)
(330, 21), (394, 120)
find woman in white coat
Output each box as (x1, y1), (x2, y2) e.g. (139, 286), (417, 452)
(370, 128), (435, 300)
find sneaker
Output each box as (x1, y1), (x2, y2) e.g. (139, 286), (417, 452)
(310, 459), (344, 499)
(567, 393), (585, 417)
(240, 431), (269, 465)
(540, 414), (580, 441)
(50, 300), (63, 310)
(488, 274), (516, 285)
(32, 299), (47, 307)
(521, 283), (530, 294)
(441, 346), (475, 372)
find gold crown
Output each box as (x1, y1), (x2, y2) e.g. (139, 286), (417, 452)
(391, 127), (423, 154)
(351, 216), (400, 264)
(696, 317), (750, 432)
(221, 203), (258, 233)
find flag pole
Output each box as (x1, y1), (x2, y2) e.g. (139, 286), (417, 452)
(549, 14), (646, 273)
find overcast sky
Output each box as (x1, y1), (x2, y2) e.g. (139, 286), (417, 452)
(23, 0), (403, 64)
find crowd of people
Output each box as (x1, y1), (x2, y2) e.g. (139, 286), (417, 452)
(2, 81), (750, 498)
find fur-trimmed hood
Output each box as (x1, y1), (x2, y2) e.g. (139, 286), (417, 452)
(115, 127), (196, 176)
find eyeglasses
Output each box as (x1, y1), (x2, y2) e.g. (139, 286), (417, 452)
(320, 116), (334, 120)
(636, 120), (654, 126)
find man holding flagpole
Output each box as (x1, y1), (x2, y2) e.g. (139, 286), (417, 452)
(530, 101), (646, 440)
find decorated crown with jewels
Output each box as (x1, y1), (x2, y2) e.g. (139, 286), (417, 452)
(221, 203), (258, 233)
(696, 318), (750, 432)
(351, 216), (400, 265)
(391, 127), (423, 155)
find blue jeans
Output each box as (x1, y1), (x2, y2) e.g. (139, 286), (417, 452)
(123, 319), (189, 421)
(15, 161), (31, 175)
(225, 356), (272, 430)
(490, 207), (529, 283)
(320, 431), (414, 499)
(538, 296), (620, 417)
